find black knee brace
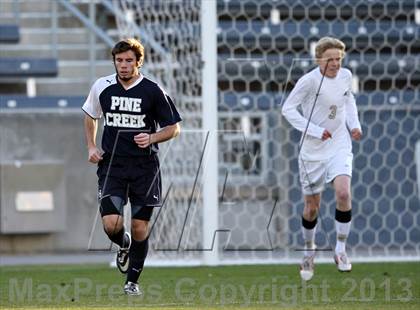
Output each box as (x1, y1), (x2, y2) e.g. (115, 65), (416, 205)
(100, 195), (125, 217)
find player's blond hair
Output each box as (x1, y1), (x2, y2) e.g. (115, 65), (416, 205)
(315, 37), (346, 60)
(112, 38), (145, 67)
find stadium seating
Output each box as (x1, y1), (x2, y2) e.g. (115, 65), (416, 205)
(219, 53), (419, 83)
(218, 0), (419, 98)
(0, 0), (114, 97)
(0, 24), (19, 43)
(0, 18), (58, 95)
(0, 95), (84, 109)
(217, 0), (416, 21)
(0, 57), (58, 77)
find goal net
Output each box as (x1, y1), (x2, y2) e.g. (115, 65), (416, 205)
(110, 0), (205, 264)
(110, 0), (420, 265)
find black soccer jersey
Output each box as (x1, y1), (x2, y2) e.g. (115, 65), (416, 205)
(82, 73), (181, 156)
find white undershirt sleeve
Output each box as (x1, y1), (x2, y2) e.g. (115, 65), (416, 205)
(82, 81), (103, 119)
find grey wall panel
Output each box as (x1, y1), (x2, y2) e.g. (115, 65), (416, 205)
(0, 111), (109, 253)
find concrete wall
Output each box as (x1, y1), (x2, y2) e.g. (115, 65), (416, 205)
(0, 110), (108, 253)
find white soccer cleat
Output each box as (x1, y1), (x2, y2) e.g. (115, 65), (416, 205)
(123, 281), (142, 296)
(300, 253), (316, 281)
(334, 252), (352, 272)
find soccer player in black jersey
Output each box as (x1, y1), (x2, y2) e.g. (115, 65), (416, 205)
(82, 38), (181, 295)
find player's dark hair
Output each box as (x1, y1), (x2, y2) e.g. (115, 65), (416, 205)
(112, 38), (145, 66)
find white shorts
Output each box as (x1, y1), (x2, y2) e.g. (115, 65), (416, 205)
(298, 151), (353, 195)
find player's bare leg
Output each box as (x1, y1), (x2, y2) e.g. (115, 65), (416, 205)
(102, 214), (125, 245)
(333, 175), (352, 272)
(300, 194), (320, 281)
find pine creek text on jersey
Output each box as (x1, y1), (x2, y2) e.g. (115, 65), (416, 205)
(105, 96), (146, 128)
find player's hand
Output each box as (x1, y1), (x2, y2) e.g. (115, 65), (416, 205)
(351, 128), (362, 140)
(321, 129), (332, 141)
(134, 133), (154, 148)
(88, 146), (103, 163)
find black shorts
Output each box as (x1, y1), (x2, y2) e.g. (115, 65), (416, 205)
(97, 152), (162, 212)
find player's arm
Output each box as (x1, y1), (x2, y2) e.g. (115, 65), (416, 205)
(345, 74), (362, 140)
(282, 76), (327, 140)
(134, 123), (180, 148)
(135, 85), (182, 148)
(82, 81), (103, 163)
(346, 99), (362, 140)
(84, 115), (103, 163)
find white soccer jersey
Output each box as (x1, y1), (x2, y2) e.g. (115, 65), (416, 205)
(282, 67), (361, 161)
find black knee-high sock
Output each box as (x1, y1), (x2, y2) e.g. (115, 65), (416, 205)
(106, 227), (125, 247)
(126, 238), (149, 284)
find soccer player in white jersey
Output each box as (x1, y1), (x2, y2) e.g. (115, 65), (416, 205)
(83, 39), (181, 294)
(282, 37), (362, 281)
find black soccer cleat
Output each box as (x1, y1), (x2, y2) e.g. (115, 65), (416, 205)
(116, 231), (131, 274)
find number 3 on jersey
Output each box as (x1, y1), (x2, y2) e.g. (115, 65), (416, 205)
(328, 105), (337, 119)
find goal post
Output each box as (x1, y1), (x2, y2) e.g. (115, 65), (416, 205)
(201, 0), (219, 266)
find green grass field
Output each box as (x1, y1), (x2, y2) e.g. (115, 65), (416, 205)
(1, 262), (419, 309)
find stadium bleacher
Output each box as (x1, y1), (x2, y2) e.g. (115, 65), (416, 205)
(0, 24), (19, 43)
(0, 8), (58, 95)
(0, 57), (58, 77)
(0, 0), (114, 97)
(218, 0), (419, 95)
(2, 1), (417, 103)
(0, 95), (84, 110)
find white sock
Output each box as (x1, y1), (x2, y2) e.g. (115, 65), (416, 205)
(302, 225), (317, 256)
(335, 221), (351, 254)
